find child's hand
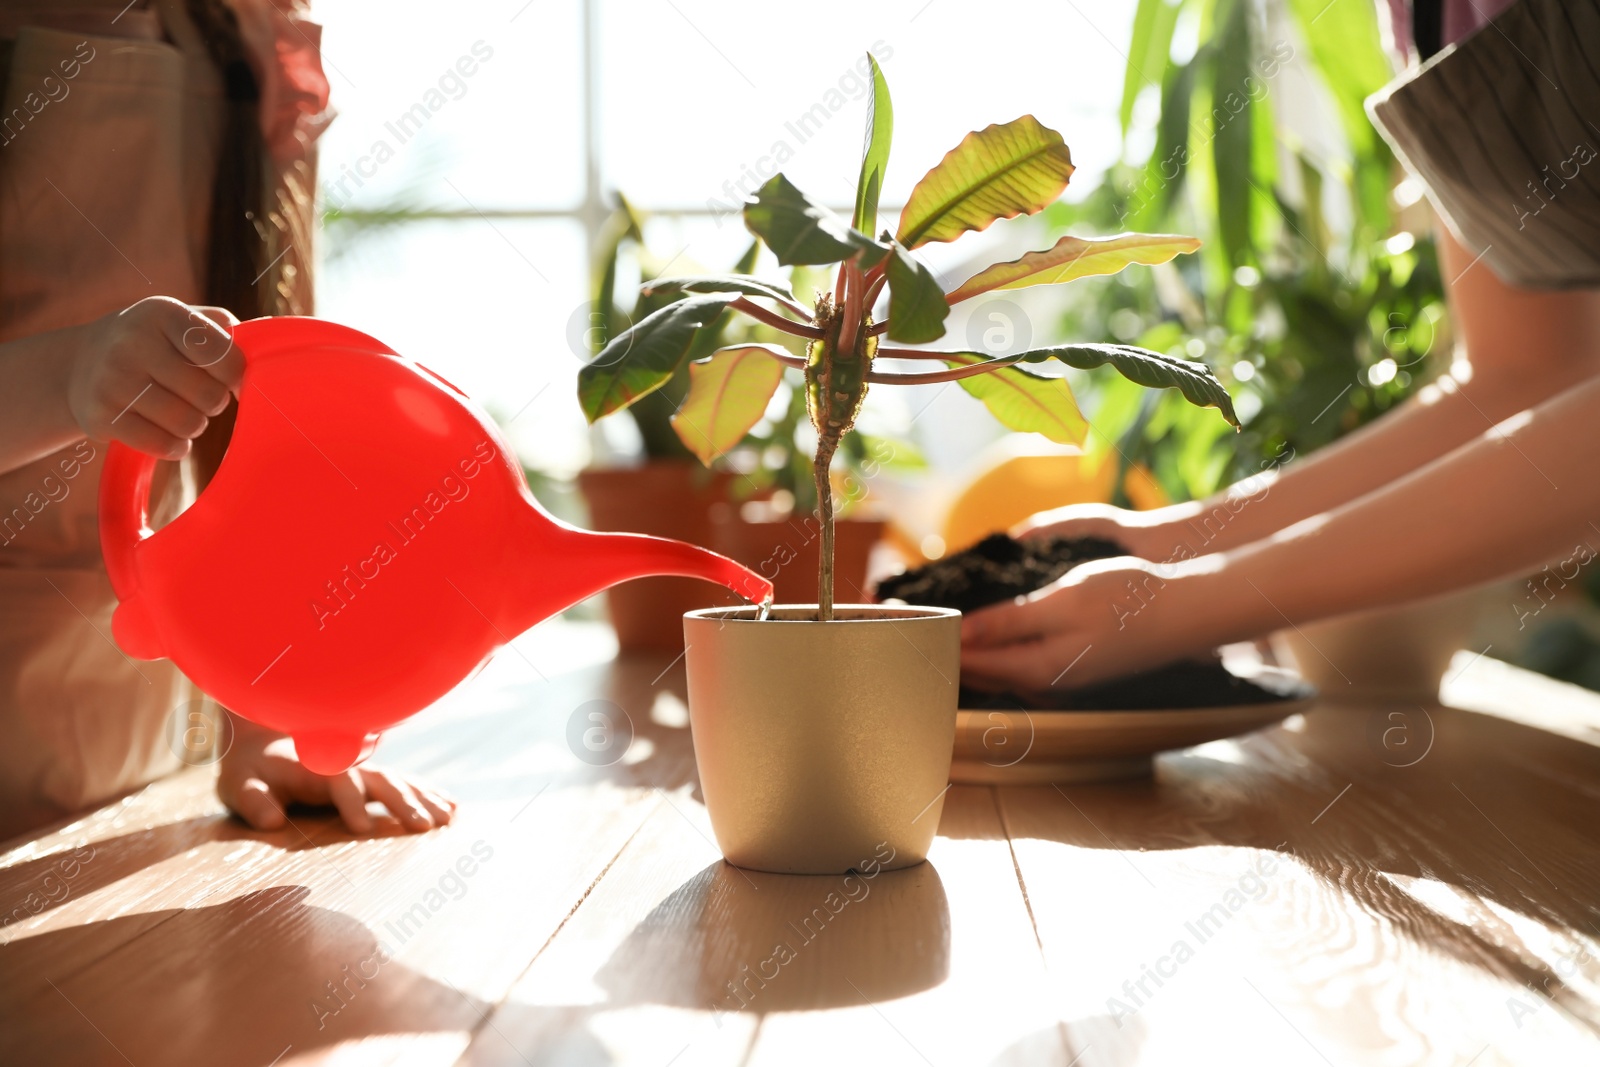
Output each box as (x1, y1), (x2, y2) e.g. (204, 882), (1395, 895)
(67, 296), (243, 460)
(217, 718), (456, 834)
(960, 555), (1215, 692)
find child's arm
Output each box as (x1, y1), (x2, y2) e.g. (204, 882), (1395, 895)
(0, 296), (241, 474)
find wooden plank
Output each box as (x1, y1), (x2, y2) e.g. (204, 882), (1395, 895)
(457, 785), (760, 1067)
(746, 784), (1071, 1067)
(463, 784), (1069, 1067)
(1004, 696), (1600, 1066)
(0, 633), (702, 1067)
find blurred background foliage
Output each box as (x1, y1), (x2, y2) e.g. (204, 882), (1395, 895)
(1045, 0), (1600, 690)
(1040, 0), (1446, 504)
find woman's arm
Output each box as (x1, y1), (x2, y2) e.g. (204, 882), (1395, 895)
(0, 297), (240, 475)
(1025, 224), (1600, 561)
(963, 369), (1600, 689)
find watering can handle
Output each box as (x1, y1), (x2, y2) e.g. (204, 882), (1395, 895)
(98, 441), (167, 658)
(99, 316), (262, 644)
(99, 441), (157, 605)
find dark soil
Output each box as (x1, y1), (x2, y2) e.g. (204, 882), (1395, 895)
(875, 533), (1293, 710)
(875, 533), (1126, 613)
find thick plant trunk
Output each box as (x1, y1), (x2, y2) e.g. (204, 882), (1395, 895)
(806, 262), (869, 623)
(814, 435), (838, 620)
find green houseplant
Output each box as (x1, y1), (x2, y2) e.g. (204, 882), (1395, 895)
(579, 198), (897, 641)
(579, 58), (1239, 872)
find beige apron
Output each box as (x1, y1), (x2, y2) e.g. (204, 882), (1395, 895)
(0, 1), (225, 839)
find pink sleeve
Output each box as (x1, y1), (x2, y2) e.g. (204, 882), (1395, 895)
(1385, 0), (1524, 60)
(224, 0), (335, 166)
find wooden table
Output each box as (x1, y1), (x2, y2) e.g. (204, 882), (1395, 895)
(5, 622), (1600, 1066)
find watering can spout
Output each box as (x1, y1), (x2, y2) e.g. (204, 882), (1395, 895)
(509, 523), (774, 633)
(598, 530), (773, 604)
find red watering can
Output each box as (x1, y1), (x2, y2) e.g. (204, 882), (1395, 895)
(100, 317), (772, 774)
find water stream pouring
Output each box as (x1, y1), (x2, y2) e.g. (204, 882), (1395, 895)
(99, 317), (773, 774)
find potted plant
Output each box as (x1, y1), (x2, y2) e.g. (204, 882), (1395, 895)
(578, 199), (899, 646)
(580, 57), (1237, 873)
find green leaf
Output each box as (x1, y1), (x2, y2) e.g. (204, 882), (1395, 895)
(1021, 342), (1239, 428)
(946, 232), (1201, 303)
(670, 344), (788, 464)
(853, 53), (894, 235)
(590, 196), (646, 357)
(941, 353), (1087, 446)
(640, 274), (799, 306)
(885, 242), (950, 344)
(744, 173), (889, 267)
(733, 239), (760, 275)
(1120, 0), (1183, 135)
(1128, 55), (1198, 231)
(1211, 0), (1255, 269)
(1285, 0), (1393, 233)
(577, 294), (737, 422)
(896, 116), (1076, 249)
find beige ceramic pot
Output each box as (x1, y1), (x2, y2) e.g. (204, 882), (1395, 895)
(683, 604), (960, 874)
(1277, 586), (1495, 701)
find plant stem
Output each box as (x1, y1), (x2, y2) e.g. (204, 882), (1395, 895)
(730, 298), (825, 339)
(755, 346), (809, 369)
(810, 260), (867, 622)
(863, 272), (888, 313)
(873, 345), (963, 359)
(769, 294), (817, 321)
(867, 354), (1023, 384)
(814, 435), (837, 619)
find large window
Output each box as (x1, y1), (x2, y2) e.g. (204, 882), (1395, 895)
(315, 0), (1136, 477)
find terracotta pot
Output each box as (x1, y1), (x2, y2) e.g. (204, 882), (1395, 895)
(1277, 586), (1494, 701)
(711, 509), (886, 606)
(578, 462), (742, 651)
(683, 604), (960, 874)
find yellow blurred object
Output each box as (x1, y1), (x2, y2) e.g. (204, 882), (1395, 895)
(941, 445), (1167, 554)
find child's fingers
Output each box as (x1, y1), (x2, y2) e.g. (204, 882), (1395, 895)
(191, 304), (240, 328)
(326, 771), (374, 834)
(110, 409), (190, 460)
(361, 771), (434, 831)
(231, 778), (286, 831)
(157, 302), (243, 388)
(410, 785), (456, 826)
(151, 351), (234, 416)
(125, 380), (209, 442)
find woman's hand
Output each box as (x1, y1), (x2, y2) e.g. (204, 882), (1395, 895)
(217, 718), (456, 834)
(66, 296), (243, 460)
(1013, 501), (1199, 563)
(960, 555), (1223, 692)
